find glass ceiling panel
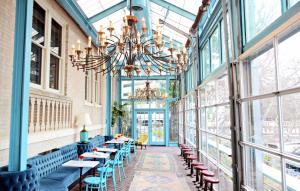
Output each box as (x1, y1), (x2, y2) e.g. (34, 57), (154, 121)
(76, 0), (123, 18)
(164, 0), (202, 15)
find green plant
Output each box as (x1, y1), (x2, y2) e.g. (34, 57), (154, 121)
(111, 101), (129, 134)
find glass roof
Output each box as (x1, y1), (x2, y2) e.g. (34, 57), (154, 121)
(76, 0), (201, 44)
(76, 0), (123, 18)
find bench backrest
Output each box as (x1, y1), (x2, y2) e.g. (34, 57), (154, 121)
(27, 150), (63, 179)
(60, 143), (78, 163)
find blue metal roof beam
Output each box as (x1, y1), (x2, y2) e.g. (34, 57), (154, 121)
(88, 1), (127, 23)
(150, 0), (196, 20)
(57, 0), (98, 45)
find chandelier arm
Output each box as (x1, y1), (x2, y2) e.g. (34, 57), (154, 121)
(83, 56), (111, 71)
(146, 54), (171, 72)
(142, 55), (162, 75)
(102, 52), (122, 74)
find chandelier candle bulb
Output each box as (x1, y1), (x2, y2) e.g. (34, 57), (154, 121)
(109, 20), (113, 28)
(77, 40), (81, 51)
(88, 36), (91, 48)
(71, 45), (75, 56)
(137, 32), (140, 44)
(99, 25), (103, 33)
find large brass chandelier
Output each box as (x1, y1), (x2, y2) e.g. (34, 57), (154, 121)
(69, 0), (188, 78)
(129, 81), (167, 101)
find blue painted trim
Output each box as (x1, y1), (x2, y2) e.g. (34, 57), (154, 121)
(150, 0), (196, 20)
(88, 1), (127, 23)
(243, 1), (300, 52)
(9, 0), (33, 171)
(105, 64), (112, 136)
(117, 76), (122, 134)
(57, 0), (99, 45)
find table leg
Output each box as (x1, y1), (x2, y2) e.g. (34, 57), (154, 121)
(79, 167), (83, 191)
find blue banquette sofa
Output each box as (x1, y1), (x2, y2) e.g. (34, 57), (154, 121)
(0, 135), (110, 191)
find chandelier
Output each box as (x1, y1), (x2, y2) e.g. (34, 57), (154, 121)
(129, 81), (167, 101)
(69, 0), (188, 78)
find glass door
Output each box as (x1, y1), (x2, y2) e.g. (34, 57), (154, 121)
(151, 111), (165, 145)
(135, 110), (165, 145)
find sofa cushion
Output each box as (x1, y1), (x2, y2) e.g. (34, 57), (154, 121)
(46, 167), (79, 185)
(39, 178), (67, 191)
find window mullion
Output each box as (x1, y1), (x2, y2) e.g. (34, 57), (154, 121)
(44, 10), (51, 90)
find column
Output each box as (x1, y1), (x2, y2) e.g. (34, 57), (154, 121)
(8, 0), (33, 171)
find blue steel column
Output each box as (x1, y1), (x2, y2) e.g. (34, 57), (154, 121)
(117, 76), (122, 133)
(105, 65), (112, 136)
(9, 0), (33, 171)
(165, 76), (170, 146)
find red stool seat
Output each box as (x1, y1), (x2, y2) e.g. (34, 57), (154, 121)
(191, 162), (204, 167)
(194, 165), (208, 171)
(204, 176), (219, 183)
(187, 155), (197, 160)
(185, 151), (194, 155)
(202, 170), (214, 177)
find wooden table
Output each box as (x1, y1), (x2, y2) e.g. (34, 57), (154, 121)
(62, 160), (99, 191)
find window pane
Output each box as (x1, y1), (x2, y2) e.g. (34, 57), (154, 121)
(219, 138), (232, 171)
(49, 55), (59, 90)
(245, 147), (282, 191)
(32, 2), (45, 45)
(242, 98), (280, 150)
(221, 13), (232, 64)
(216, 75), (228, 104)
(281, 93), (300, 156)
(244, 43), (276, 97)
(217, 105), (230, 138)
(207, 134), (218, 160)
(51, 19), (62, 56)
(244, 0), (281, 42)
(210, 27), (220, 71)
(285, 160), (300, 191)
(289, 0), (300, 7)
(30, 43), (42, 84)
(206, 107), (216, 133)
(278, 26), (300, 90)
(201, 132), (207, 152)
(121, 81), (132, 99)
(202, 42), (210, 78)
(219, 171), (233, 191)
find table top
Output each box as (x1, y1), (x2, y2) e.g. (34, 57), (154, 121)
(118, 137), (134, 142)
(96, 147), (118, 153)
(81, 152), (110, 159)
(105, 139), (125, 144)
(62, 160), (99, 168)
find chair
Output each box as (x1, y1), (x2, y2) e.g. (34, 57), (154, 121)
(84, 159), (111, 191)
(136, 134), (148, 149)
(114, 148), (126, 182)
(97, 151), (120, 191)
(123, 141), (133, 164)
(129, 140), (137, 155)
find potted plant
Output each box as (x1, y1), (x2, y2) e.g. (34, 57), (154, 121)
(111, 101), (129, 135)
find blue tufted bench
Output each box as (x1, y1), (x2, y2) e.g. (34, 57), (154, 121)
(0, 164), (39, 191)
(27, 144), (90, 191)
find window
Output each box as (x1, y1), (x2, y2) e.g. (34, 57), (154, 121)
(94, 73), (101, 105)
(243, 0), (281, 42)
(85, 71), (93, 102)
(198, 72), (232, 190)
(210, 27), (220, 71)
(31, 2), (45, 85)
(240, 22), (300, 190)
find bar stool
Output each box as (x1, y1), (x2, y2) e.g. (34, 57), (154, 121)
(192, 163), (204, 184)
(200, 170), (214, 189)
(186, 155), (197, 175)
(194, 165), (208, 188)
(203, 176), (219, 191)
(184, 151), (193, 167)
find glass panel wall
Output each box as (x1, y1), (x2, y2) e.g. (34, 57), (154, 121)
(185, 92), (196, 147)
(240, 22), (300, 191)
(198, 72), (232, 191)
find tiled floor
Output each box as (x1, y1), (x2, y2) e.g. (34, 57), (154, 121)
(71, 147), (198, 191)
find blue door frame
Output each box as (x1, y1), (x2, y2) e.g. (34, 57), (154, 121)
(134, 108), (166, 146)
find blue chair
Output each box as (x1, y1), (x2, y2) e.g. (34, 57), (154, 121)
(115, 148), (126, 182)
(97, 151), (120, 191)
(84, 159), (111, 191)
(123, 142), (132, 164)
